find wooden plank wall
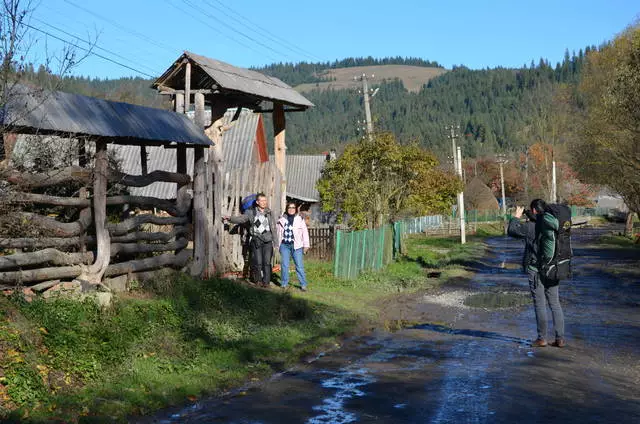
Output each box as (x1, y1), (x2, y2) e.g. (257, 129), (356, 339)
(219, 161), (282, 272)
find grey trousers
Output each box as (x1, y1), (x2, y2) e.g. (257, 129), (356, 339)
(528, 270), (565, 340)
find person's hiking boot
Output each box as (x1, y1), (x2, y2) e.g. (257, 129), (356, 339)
(532, 338), (548, 347)
(300, 286), (307, 292)
(551, 338), (566, 348)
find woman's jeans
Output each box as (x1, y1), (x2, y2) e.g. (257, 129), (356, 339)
(279, 243), (307, 288)
(528, 269), (565, 340)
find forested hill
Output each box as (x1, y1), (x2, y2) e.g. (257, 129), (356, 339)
(33, 51), (592, 157)
(265, 49), (590, 156)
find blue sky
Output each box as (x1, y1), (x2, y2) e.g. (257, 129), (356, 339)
(29, 0), (640, 79)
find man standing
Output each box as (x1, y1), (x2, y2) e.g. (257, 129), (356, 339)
(530, 199), (566, 348)
(224, 193), (275, 287)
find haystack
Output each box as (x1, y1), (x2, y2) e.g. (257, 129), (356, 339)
(464, 177), (499, 210)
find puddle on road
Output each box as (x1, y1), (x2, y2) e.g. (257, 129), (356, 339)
(463, 292), (530, 309)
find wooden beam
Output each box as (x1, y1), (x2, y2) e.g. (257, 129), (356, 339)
(159, 89), (213, 95)
(273, 102), (287, 214)
(75, 139), (111, 285)
(191, 145), (206, 277)
(184, 61), (191, 114)
(140, 145), (148, 175)
(0, 249), (93, 270)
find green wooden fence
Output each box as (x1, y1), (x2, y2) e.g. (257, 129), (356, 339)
(333, 225), (395, 279)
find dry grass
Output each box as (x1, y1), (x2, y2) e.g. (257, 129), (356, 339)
(295, 65), (447, 93)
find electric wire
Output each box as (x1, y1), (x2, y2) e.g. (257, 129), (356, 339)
(179, 0), (295, 61)
(16, 19), (158, 78)
(29, 15), (162, 76)
(163, 0), (280, 63)
(202, 0), (325, 62)
(62, 0), (181, 55)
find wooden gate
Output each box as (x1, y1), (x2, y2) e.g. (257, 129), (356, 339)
(217, 161), (283, 272)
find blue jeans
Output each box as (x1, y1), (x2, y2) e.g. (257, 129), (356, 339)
(528, 269), (565, 340)
(279, 243), (307, 288)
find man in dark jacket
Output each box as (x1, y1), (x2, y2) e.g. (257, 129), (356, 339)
(508, 203), (565, 348)
(224, 193), (276, 287)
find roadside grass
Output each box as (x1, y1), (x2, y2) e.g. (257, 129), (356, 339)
(0, 232), (490, 422)
(599, 234), (640, 248)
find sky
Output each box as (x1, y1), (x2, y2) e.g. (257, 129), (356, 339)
(25, 0), (640, 80)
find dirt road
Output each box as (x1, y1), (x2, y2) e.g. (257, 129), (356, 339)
(143, 225), (640, 424)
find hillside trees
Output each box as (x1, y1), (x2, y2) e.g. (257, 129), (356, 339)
(573, 23), (640, 230)
(317, 132), (461, 229)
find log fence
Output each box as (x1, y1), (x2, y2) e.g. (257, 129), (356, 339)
(0, 153), (193, 288)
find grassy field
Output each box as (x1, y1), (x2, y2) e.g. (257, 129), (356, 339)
(0, 233), (490, 423)
(295, 65), (447, 93)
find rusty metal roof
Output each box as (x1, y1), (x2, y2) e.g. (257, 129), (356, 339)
(1, 85), (212, 146)
(153, 51), (314, 110)
(271, 155), (326, 203)
(114, 109), (262, 199)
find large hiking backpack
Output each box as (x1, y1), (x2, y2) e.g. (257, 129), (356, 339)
(240, 194), (257, 213)
(540, 204), (572, 286)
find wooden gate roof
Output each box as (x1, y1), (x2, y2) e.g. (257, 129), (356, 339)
(153, 51), (314, 111)
(1, 85), (212, 146)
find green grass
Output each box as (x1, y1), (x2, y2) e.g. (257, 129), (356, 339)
(599, 234), (640, 248)
(0, 234), (487, 422)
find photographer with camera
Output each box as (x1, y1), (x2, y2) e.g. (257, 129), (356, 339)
(508, 201), (565, 348)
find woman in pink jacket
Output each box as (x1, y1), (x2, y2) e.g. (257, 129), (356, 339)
(276, 202), (310, 291)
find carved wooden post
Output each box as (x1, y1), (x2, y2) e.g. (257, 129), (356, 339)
(75, 139), (111, 285)
(273, 102), (286, 215)
(205, 103), (228, 272)
(191, 145), (206, 276)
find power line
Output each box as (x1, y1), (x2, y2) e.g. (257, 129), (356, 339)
(29, 15), (161, 76)
(202, 0), (324, 62)
(17, 19), (158, 78)
(62, 0), (181, 55)
(179, 0), (295, 62)
(163, 0), (279, 63)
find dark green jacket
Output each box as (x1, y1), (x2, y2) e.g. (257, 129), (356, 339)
(536, 212), (559, 266)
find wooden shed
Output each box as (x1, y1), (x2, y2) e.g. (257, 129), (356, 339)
(0, 85), (212, 288)
(152, 51), (313, 274)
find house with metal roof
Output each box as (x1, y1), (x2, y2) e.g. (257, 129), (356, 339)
(111, 108), (268, 200)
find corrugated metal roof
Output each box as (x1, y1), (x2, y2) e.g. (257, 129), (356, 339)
(113, 109), (261, 199)
(154, 52), (314, 109)
(271, 155), (326, 203)
(1, 85), (212, 146)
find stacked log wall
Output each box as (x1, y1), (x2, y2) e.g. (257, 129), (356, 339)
(0, 163), (193, 289)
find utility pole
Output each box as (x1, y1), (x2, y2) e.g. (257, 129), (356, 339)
(355, 73), (378, 140)
(497, 154), (508, 235)
(457, 145), (466, 244)
(446, 124), (465, 244)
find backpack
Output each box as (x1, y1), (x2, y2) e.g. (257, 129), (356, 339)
(240, 194), (257, 213)
(540, 204), (572, 286)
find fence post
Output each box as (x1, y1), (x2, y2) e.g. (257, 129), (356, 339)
(378, 227), (385, 269)
(347, 231), (354, 279)
(333, 230), (341, 277)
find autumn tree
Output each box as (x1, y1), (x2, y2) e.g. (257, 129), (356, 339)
(573, 23), (640, 233)
(317, 132), (461, 229)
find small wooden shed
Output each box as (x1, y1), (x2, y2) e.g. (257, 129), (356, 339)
(0, 85), (212, 288)
(152, 51), (313, 274)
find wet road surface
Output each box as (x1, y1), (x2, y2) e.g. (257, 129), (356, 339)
(142, 225), (640, 423)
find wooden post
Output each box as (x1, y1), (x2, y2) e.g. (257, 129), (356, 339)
(191, 146), (206, 276)
(140, 145), (148, 175)
(184, 61), (191, 114)
(75, 139), (111, 286)
(273, 102), (286, 214)
(175, 93), (187, 199)
(174, 92), (185, 115)
(204, 103), (228, 273)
